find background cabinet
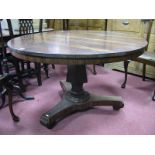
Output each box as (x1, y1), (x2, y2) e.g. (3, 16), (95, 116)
(106, 19), (155, 79)
(47, 19), (155, 79)
(68, 19), (107, 30)
(47, 19), (107, 30)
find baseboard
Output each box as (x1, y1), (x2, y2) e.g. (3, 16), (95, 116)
(113, 69), (155, 81)
(104, 62), (155, 80)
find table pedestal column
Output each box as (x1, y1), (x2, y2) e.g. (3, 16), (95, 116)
(40, 65), (124, 129)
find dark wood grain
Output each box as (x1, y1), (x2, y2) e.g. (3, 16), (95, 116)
(7, 30), (148, 129)
(7, 30), (147, 64)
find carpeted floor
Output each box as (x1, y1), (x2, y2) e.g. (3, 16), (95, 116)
(0, 65), (155, 135)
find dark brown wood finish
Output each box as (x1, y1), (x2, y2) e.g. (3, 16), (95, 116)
(17, 19), (53, 86)
(8, 30), (147, 64)
(19, 19), (34, 35)
(0, 19), (34, 121)
(7, 30), (147, 128)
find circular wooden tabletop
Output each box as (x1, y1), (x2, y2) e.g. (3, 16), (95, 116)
(7, 30), (147, 64)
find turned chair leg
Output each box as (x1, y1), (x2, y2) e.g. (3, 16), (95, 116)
(27, 62), (31, 70)
(52, 64), (55, 69)
(121, 60), (130, 88)
(43, 64), (49, 78)
(92, 65), (97, 75)
(8, 89), (19, 122)
(142, 63), (146, 81)
(21, 61), (25, 72)
(44, 64), (55, 78)
(27, 62), (33, 78)
(35, 62), (42, 86)
(14, 61), (25, 92)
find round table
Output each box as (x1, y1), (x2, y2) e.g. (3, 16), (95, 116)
(7, 30), (147, 129)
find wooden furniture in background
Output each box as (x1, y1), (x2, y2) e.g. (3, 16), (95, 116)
(18, 19), (55, 86)
(0, 19), (34, 121)
(105, 20), (146, 73)
(0, 19), (25, 91)
(68, 19), (107, 30)
(121, 20), (155, 100)
(18, 19), (43, 86)
(8, 30), (147, 128)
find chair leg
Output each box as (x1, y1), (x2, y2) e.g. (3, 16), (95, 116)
(92, 65), (97, 75)
(27, 62), (31, 70)
(142, 64), (146, 81)
(8, 89), (19, 122)
(152, 90), (155, 101)
(27, 62), (33, 78)
(35, 62), (42, 86)
(43, 63), (49, 78)
(3, 59), (9, 73)
(21, 61), (25, 72)
(0, 95), (5, 109)
(0, 61), (3, 74)
(52, 64), (55, 69)
(121, 60), (130, 88)
(14, 60), (25, 92)
(0, 89), (6, 109)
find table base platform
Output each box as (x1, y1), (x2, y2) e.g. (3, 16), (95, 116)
(40, 80), (124, 129)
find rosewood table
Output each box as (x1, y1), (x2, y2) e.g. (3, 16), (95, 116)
(7, 30), (147, 128)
